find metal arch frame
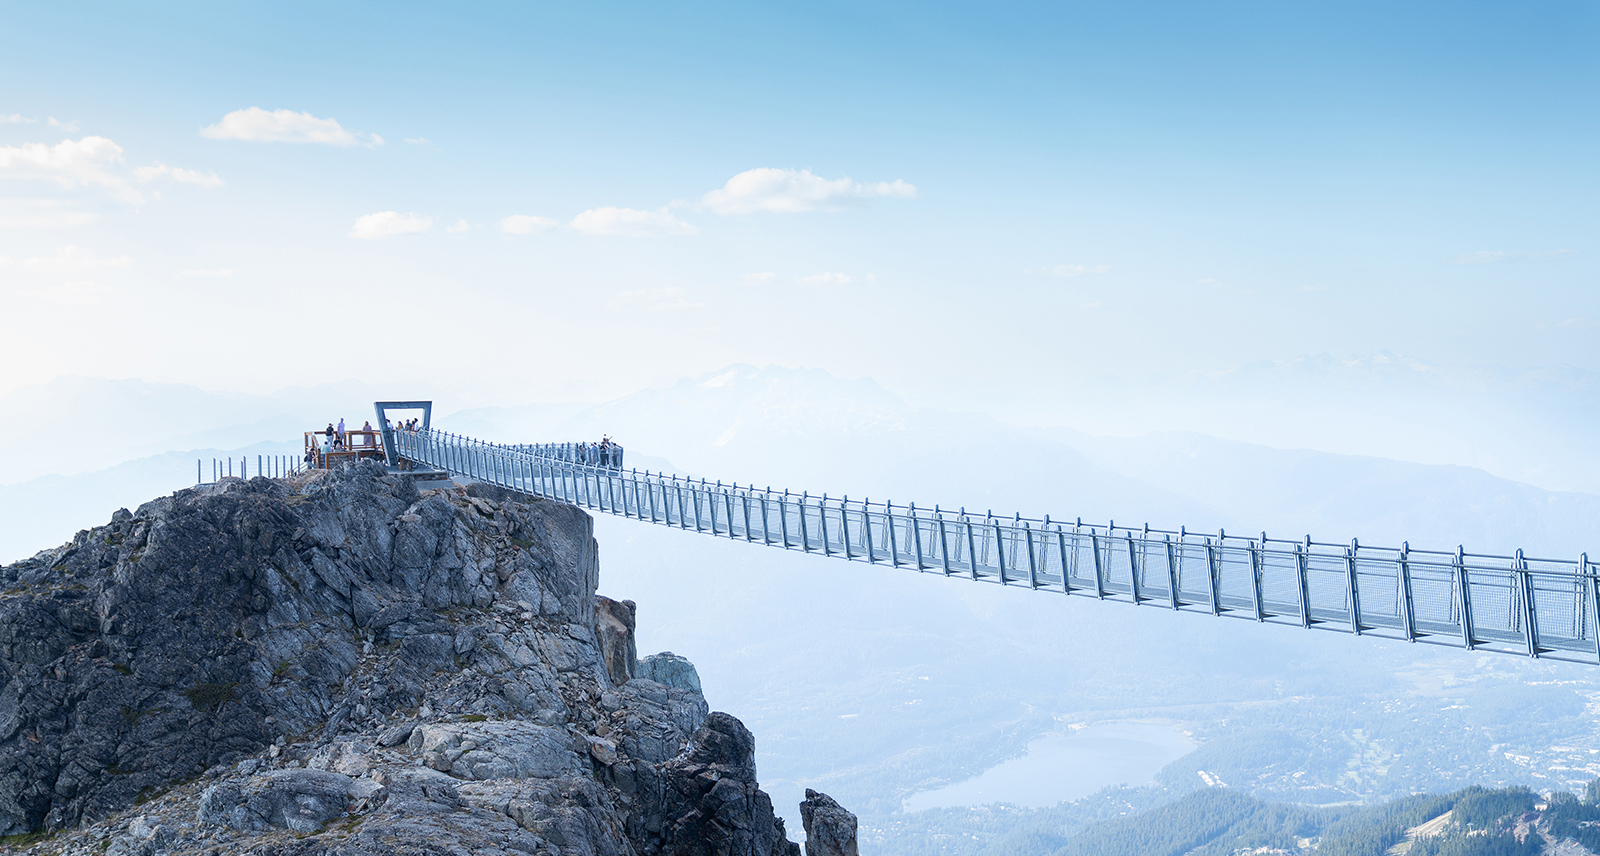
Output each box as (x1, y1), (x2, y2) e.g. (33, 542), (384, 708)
(373, 401), (434, 467)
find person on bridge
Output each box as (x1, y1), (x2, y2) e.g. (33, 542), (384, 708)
(361, 420), (375, 447)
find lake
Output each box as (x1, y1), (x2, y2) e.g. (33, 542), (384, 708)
(902, 720), (1197, 811)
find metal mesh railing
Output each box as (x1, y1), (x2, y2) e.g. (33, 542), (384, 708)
(393, 428), (1600, 664)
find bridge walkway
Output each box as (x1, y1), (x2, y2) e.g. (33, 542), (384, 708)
(388, 426), (1600, 665)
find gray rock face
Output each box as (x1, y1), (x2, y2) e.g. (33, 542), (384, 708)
(0, 461), (824, 856)
(637, 651), (702, 695)
(595, 596), (637, 686)
(196, 769), (354, 833)
(800, 789), (859, 856)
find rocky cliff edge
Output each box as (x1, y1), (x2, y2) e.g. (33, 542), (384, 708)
(0, 460), (854, 856)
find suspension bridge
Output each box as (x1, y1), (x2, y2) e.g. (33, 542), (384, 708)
(263, 401), (1600, 665)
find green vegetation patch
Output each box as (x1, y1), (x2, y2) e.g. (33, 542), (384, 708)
(185, 681), (240, 712)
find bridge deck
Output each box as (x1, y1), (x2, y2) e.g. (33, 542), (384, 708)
(390, 427), (1600, 665)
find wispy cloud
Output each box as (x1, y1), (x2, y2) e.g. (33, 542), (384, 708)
(499, 214), (559, 235)
(0, 199), (99, 229)
(702, 168), (917, 215)
(349, 211), (431, 240)
(571, 207), (696, 237)
(0, 136), (140, 202)
(47, 117), (78, 132)
(133, 162), (223, 188)
(1, 114), (35, 124)
(1028, 264), (1112, 278)
(23, 245), (134, 274)
(1448, 249), (1573, 265)
(404, 137), (431, 146)
(740, 272), (776, 285)
(201, 108), (382, 147)
(177, 268), (234, 278)
(0, 137), (220, 204)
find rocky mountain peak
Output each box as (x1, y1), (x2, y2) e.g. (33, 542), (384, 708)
(0, 460), (847, 855)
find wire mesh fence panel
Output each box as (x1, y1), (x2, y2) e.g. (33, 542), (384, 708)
(1258, 549), (1304, 620)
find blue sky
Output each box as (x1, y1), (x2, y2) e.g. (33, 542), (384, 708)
(1, 1), (1594, 413)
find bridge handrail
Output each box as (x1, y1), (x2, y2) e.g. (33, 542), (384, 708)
(391, 427), (1600, 664)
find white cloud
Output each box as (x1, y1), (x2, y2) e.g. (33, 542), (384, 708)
(0, 199), (99, 228)
(570, 207), (697, 237)
(605, 287), (704, 311)
(1, 114), (35, 124)
(133, 162), (224, 188)
(177, 268), (233, 278)
(499, 214), (559, 235)
(446, 219), (475, 233)
(702, 168), (917, 215)
(1031, 264), (1112, 278)
(740, 272), (776, 285)
(405, 137), (431, 145)
(799, 272), (873, 287)
(47, 117), (78, 132)
(0, 136), (142, 202)
(23, 245), (134, 274)
(349, 211), (432, 240)
(201, 108), (381, 146)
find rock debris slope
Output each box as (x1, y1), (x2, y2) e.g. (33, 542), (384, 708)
(0, 461), (848, 855)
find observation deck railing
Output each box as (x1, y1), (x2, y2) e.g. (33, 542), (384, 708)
(391, 428), (1600, 664)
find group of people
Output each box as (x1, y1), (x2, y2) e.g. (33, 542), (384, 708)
(575, 436), (621, 468)
(318, 418), (377, 455)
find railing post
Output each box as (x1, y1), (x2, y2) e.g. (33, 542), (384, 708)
(1126, 529), (1142, 605)
(936, 508), (951, 576)
(819, 494), (831, 556)
(993, 515), (1007, 584)
(1295, 538), (1312, 629)
(911, 503), (926, 571)
(1518, 549), (1540, 658)
(863, 501), (876, 562)
(780, 491), (790, 548)
(742, 489), (754, 542)
(1165, 536), (1180, 610)
(1090, 529), (1105, 599)
(1346, 539), (1363, 635)
(1585, 554), (1599, 664)
(799, 492), (811, 552)
(1248, 536), (1264, 622)
(1205, 536), (1222, 616)
(1399, 542), (1417, 642)
(1025, 520), (1038, 589)
(1452, 550), (1472, 649)
(840, 497), (853, 559)
(964, 514), (979, 581)
(1058, 524), (1073, 595)
(886, 501), (900, 567)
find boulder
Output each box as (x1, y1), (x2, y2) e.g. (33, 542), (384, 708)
(800, 789), (859, 856)
(638, 651), (702, 695)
